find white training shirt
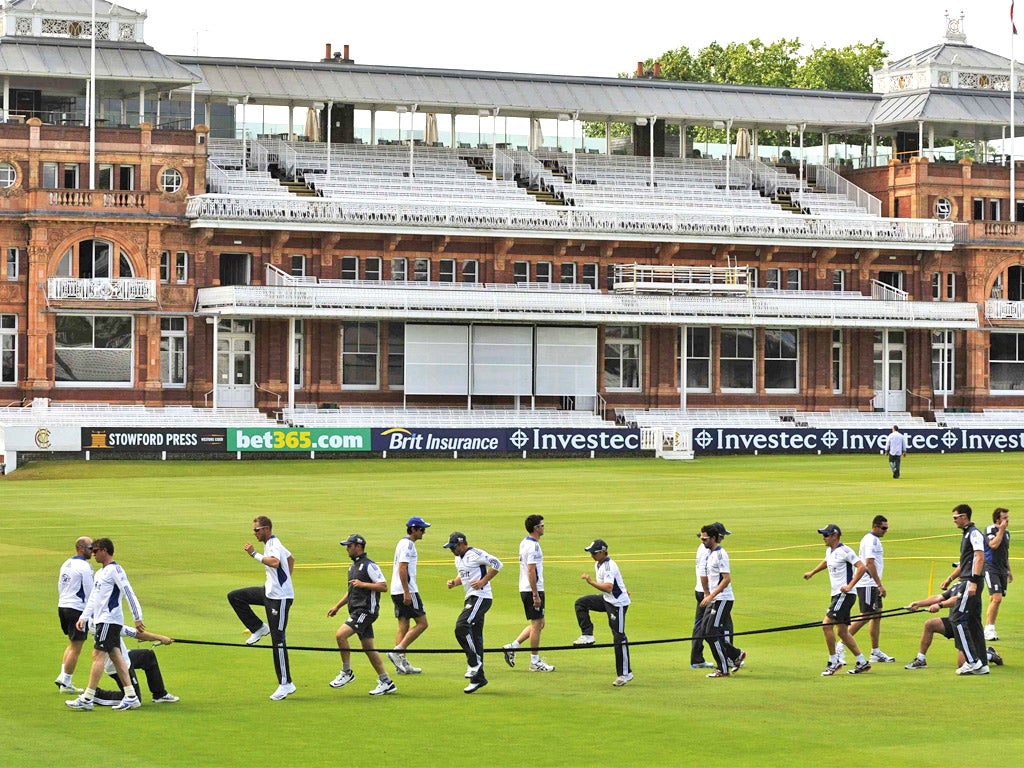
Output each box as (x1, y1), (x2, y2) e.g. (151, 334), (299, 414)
(58, 555), (94, 610)
(261, 535), (294, 600)
(694, 544), (709, 594)
(454, 547), (503, 599)
(81, 560), (143, 626)
(595, 557), (631, 608)
(701, 546), (735, 601)
(391, 536), (420, 596)
(824, 544), (862, 596)
(518, 536), (544, 593)
(855, 531), (884, 588)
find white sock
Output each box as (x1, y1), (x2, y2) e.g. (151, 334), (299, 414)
(123, 685), (137, 699)
(531, 654), (540, 664)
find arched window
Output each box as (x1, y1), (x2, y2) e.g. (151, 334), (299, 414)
(55, 239), (134, 279)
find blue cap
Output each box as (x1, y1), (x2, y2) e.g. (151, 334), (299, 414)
(817, 524), (841, 538)
(407, 516), (431, 529)
(340, 533), (366, 547)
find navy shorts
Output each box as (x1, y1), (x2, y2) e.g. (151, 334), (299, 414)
(826, 593), (857, 624)
(520, 591), (545, 621)
(344, 610), (378, 639)
(985, 568), (1009, 596)
(92, 622), (123, 653)
(939, 617), (954, 639)
(392, 593), (426, 619)
(58, 607), (88, 642)
(856, 586), (883, 614)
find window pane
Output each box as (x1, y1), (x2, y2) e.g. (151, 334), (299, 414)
(55, 316), (93, 347)
(94, 316), (132, 348)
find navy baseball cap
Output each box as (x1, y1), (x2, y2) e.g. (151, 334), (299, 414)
(443, 532), (467, 549)
(340, 534), (366, 547)
(584, 539), (608, 553)
(407, 516), (431, 529)
(817, 524), (841, 538)
(712, 522), (732, 536)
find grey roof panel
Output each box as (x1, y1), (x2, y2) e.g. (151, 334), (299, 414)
(0, 39), (197, 86)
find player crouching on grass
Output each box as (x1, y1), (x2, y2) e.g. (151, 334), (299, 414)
(904, 585), (1002, 673)
(803, 525), (872, 676)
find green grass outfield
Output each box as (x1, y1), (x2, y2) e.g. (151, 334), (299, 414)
(3, 453), (1021, 767)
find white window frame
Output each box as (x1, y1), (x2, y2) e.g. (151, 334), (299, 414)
(535, 261), (552, 284)
(391, 257), (407, 282)
(0, 314), (16, 385)
(931, 272), (941, 301)
(931, 330), (954, 395)
(945, 273), (956, 301)
(54, 314), (134, 387)
(720, 327), (755, 393)
(785, 268), (801, 291)
(341, 321), (380, 389)
(832, 269), (845, 292)
(765, 267), (781, 291)
(677, 326), (711, 393)
(6, 247), (18, 280)
(832, 330), (843, 394)
(292, 319), (304, 388)
(0, 162), (17, 188)
(582, 262), (599, 289)
(439, 259), (456, 283)
(341, 256), (359, 281)
(159, 167), (183, 193)
(764, 328), (799, 393)
(174, 251), (188, 284)
(413, 257), (430, 282)
(989, 332), (1024, 395)
(290, 254), (306, 278)
(462, 259), (479, 284)
(560, 263), (577, 284)
(387, 322), (404, 390)
(603, 325), (641, 392)
(43, 162), (59, 188)
(160, 317), (187, 387)
(513, 261), (530, 284)
(365, 257), (382, 282)
(159, 250), (170, 283)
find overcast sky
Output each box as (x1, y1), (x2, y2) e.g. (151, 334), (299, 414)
(134, 0), (1017, 77)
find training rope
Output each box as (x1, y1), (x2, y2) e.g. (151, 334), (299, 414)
(167, 606), (923, 654)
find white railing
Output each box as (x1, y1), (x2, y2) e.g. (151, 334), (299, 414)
(494, 149), (516, 181)
(986, 299), (1024, 320)
(613, 263), (750, 294)
(249, 140), (269, 172)
(186, 194), (959, 248)
(810, 164), (881, 217)
(47, 277), (157, 301)
(265, 263), (317, 286)
(738, 159), (804, 197)
(870, 279), (909, 301)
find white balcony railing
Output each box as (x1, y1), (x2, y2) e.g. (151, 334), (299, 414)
(47, 277), (157, 302)
(986, 299), (1024, 320)
(185, 194), (960, 249)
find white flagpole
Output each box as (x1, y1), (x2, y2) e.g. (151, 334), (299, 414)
(1012, 1), (1017, 221)
(88, 0), (96, 190)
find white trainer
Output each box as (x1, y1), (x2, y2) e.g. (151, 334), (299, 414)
(329, 670), (355, 689)
(573, 634), (595, 646)
(65, 696), (94, 711)
(612, 672), (633, 687)
(152, 693), (180, 703)
(270, 682), (296, 700)
(465, 665), (480, 679)
(112, 697), (141, 711)
(369, 679), (397, 696)
(386, 650), (407, 673)
(529, 660), (555, 672)
(984, 627), (999, 641)
(246, 624), (271, 645)
(956, 660), (983, 675)
(869, 650), (896, 663)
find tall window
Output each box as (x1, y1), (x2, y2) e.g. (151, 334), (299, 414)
(990, 333), (1024, 393)
(440, 259), (456, 283)
(931, 331), (954, 395)
(292, 320), (304, 388)
(832, 270), (845, 292)
(765, 268), (781, 290)
(535, 262), (552, 283)
(582, 262), (599, 289)
(462, 260), (479, 284)
(832, 330), (843, 393)
(290, 255), (306, 278)
(174, 252), (188, 284)
(413, 258), (430, 282)
(946, 273), (956, 300)
(365, 257), (382, 282)
(931, 272), (941, 301)
(764, 329), (799, 392)
(720, 328), (755, 391)
(877, 271), (905, 291)
(160, 250), (170, 283)
(785, 269), (801, 291)
(388, 323), (405, 388)
(603, 326), (641, 391)
(341, 256), (359, 281)
(391, 257), (407, 282)
(341, 321), (379, 388)
(98, 164), (114, 190)
(1, 314), (15, 384)
(6, 247), (18, 280)
(560, 263), (576, 284)
(160, 317), (186, 386)
(513, 261), (530, 284)
(56, 240), (134, 279)
(55, 315), (133, 384)
(677, 327), (711, 391)
(43, 162), (59, 188)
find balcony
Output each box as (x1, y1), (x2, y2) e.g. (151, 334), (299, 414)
(986, 299), (1024, 321)
(47, 277), (157, 302)
(956, 221), (1024, 245)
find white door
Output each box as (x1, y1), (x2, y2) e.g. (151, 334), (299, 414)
(874, 331), (906, 411)
(216, 319), (255, 408)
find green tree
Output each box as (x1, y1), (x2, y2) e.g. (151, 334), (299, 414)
(797, 40), (888, 91)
